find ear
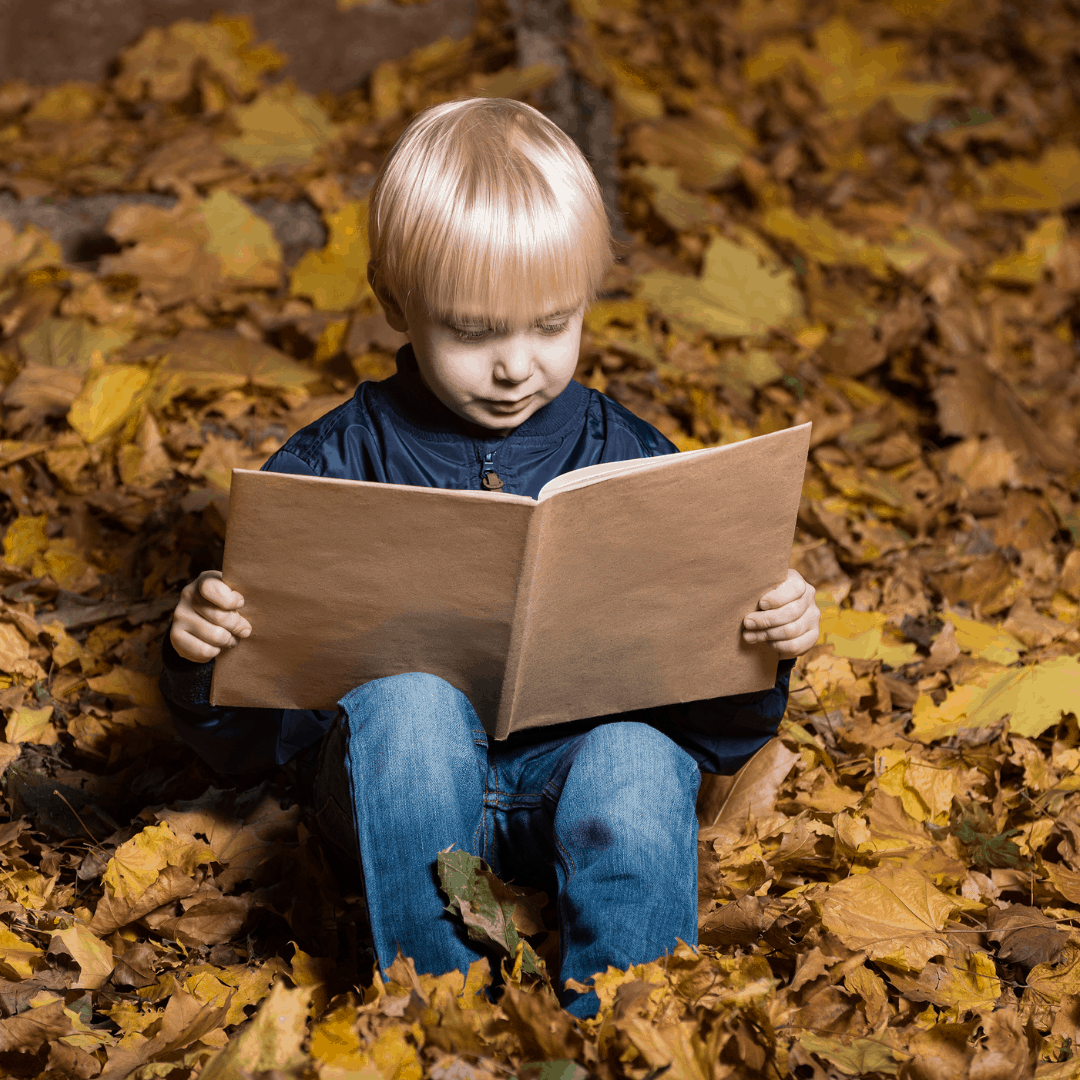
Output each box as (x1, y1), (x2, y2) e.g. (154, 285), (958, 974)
(368, 262), (408, 332)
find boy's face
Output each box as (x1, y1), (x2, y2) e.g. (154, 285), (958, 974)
(369, 270), (585, 437)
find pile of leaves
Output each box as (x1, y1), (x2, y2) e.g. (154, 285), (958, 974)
(0, 0), (1079, 1075)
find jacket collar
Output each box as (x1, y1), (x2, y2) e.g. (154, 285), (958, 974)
(381, 342), (589, 444)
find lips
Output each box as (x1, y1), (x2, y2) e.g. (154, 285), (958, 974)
(486, 397), (529, 408)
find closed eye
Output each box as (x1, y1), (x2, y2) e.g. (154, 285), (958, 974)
(448, 312), (573, 341)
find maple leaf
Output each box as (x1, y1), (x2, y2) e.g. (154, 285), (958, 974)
(634, 234), (804, 338)
(436, 848), (547, 978)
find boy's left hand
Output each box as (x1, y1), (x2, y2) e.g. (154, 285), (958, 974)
(742, 569), (820, 658)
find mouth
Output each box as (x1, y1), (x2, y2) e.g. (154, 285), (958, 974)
(485, 397), (530, 410)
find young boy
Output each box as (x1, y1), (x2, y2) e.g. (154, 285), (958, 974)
(160, 97), (820, 1018)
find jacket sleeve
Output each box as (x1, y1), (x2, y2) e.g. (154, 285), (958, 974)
(158, 447), (337, 774)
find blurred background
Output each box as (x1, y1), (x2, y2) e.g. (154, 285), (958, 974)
(0, 1), (1079, 1074)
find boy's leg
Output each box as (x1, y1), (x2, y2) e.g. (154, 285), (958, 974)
(549, 721), (701, 1018)
(331, 672), (493, 979)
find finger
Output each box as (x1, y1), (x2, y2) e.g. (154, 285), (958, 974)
(770, 628), (819, 657)
(177, 616), (242, 650)
(757, 568), (807, 610)
(198, 574), (245, 611)
(189, 602), (251, 637)
(744, 594), (811, 631)
(170, 625), (223, 663)
(743, 608), (818, 644)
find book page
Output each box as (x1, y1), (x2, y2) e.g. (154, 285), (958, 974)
(499, 423), (811, 735)
(536, 453), (683, 500)
(211, 470), (537, 728)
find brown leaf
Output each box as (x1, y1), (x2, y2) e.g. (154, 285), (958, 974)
(111, 940), (159, 989)
(986, 904), (1069, 968)
(933, 358), (1074, 472)
(698, 894), (771, 947)
(697, 738), (799, 831)
(89, 863), (199, 935)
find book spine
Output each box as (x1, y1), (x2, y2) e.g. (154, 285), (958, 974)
(208, 468), (245, 707)
(492, 501), (548, 740)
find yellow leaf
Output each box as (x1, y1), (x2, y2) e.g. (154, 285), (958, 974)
(25, 82), (99, 122)
(102, 822), (215, 904)
(201, 190), (282, 287)
(39, 536), (95, 591)
(984, 214), (1066, 284)
(797, 1033), (909, 1076)
(114, 18), (280, 104)
(911, 657), (1080, 742)
(471, 62), (560, 100)
(221, 85), (338, 170)
(3, 514), (48, 568)
(624, 110), (754, 190)
(946, 611), (1025, 665)
(0, 743), (20, 779)
(975, 145), (1080, 212)
(154, 329), (313, 401)
(635, 235), (803, 339)
(199, 980), (310, 1080)
(885, 947), (1000, 1015)
(310, 998), (368, 1069)
(816, 863), (959, 970)
(0, 621), (32, 671)
(602, 56), (664, 121)
(910, 685), (986, 743)
(67, 365), (151, 445)
(87, 667), (163, 709)
(0, 924), (43, 980)
(818, 602), (918, 668)
(18, 317), (133, 371)
(626, 165), (715, 231)
(51, 925), (115, 990)
(875, 748), (957, 825)
(966, 656), (1080, 737)
(745, 16), (958, 121)
(762, 206), (890, 278)
(6, 706), (57, 746)
(0, 220), (62, 279)
(290, 200), (374, 312)
(882, 221), (965, 276)
(290, 943), (333, 1018)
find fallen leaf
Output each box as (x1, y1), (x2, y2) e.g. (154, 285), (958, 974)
(986, 904), (1069, 968)
(815, 863), (960, 970)
(635, 234), (804, 338)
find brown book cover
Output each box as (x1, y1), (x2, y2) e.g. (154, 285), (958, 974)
(210, 421), (811, 738)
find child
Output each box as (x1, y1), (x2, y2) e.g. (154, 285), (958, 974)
(160, 97), (820, 1017)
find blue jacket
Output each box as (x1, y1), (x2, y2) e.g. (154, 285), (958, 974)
(160, 343), (794, 776)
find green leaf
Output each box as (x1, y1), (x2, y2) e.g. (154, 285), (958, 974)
(436, 848), (546, 977)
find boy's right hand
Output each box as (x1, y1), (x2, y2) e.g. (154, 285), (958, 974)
(170, 571), (251, 663)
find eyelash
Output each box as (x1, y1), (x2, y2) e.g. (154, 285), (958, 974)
(452, 321), (569, 342)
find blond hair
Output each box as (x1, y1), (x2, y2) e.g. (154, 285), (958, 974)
(367, 97), (613, 326)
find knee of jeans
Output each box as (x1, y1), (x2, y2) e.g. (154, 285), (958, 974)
(564, 722), (700, 832)
(339, 672), (475, 759)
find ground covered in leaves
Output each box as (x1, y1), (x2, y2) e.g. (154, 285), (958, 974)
(0, 0), (1079, 1076)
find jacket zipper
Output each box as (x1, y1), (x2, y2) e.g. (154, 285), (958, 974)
(480, 449), (504, 492)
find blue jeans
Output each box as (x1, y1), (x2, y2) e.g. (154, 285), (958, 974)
(311, 672), (702, 1017)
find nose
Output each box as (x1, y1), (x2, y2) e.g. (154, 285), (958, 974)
(491, 332), (535, 384)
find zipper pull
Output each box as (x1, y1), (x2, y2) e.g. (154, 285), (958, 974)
(480, 450), (504, 492)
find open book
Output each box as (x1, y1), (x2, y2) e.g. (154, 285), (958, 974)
(210, 422), (811, 739)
